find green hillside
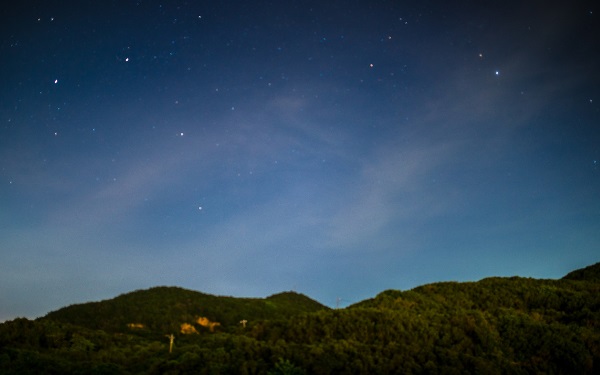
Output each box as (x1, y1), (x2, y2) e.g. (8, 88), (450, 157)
(563, 262), (600, 282)
(43, 287), (327, 336)
(248, 276), (599, 374)
(1, 263), (599, 374)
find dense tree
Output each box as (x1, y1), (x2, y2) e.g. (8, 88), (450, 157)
(1, 263), (599, 373)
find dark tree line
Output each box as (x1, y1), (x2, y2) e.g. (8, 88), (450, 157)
(1, 266), (599, 374)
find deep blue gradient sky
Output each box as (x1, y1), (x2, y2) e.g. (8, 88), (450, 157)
(1, 0), (599, 320)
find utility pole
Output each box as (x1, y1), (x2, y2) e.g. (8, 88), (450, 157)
(166, 334), (175, 353)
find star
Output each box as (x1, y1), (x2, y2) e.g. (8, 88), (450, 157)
(2, 0), (598, 327)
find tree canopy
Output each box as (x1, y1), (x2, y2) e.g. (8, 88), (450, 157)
(1, 263), (599, 374)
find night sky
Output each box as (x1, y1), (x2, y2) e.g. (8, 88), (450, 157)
(1, 0), (599, 321)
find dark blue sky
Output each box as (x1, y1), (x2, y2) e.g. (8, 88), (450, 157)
(1, 0), (599, 321)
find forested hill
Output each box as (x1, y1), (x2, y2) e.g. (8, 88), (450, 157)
(562, 261), (600, 281)
(43, 286), (327, 335)
(1, 263), (599, 374)
(352, 262), (600, 312)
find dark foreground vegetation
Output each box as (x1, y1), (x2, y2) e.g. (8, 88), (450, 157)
(1, 262), (599, 374)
